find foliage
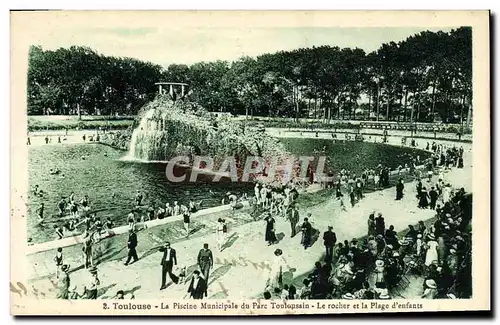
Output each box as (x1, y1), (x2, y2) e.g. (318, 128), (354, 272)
(28, 28), (472, 124)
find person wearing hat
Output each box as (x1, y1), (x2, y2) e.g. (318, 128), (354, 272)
(115, 290), (125, 299)
(323, 226), (337, 264)
(372, 260), (386, 288)
(264, 214), (278, 246)
(300, 216), (313, 249)
(421, 279), (437, 299)
(125, 229), (139, 266)
(341, 292), (355, 300)
(425, 234), (439, 266)
(429, 187), (439, 209)
(197, 243), (213, 290)
(418, 187), (430, 209)
(267, 248), (290, 290)
(86, 266), (100, 299)
(56, 264), (71, 299)
(187, 270), (207, 300)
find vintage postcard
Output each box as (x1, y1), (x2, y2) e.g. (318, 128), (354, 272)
(10, 10), (490, 315)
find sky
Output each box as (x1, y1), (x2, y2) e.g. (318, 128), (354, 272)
(31, 26), (454, 68)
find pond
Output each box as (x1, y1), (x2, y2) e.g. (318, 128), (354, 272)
(27, 139), (430, 243)
(279, 138), (431, 175)
(27, 144), (253, 243)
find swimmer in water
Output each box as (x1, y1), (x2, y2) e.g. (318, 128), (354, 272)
(135, 191), (143, 206)
(57, 198), (67, 217)
(36, 203), (45, 225)
(172, 201), (180, 216)
(54, 224), (64, 239)
(80, 195), (90, 212)
(164, 203), (172, 217)
(69, 192), (75, 204)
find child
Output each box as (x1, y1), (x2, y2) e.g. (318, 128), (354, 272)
(54, 247), (63, 278)
(178, 266), (187, 284)
(69, 285), (84, 299)
(54, 225), (64, 240)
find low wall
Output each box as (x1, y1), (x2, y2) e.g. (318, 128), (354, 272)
(26, 202), (249, 255)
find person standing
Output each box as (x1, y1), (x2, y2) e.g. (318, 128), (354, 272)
(82, 232), (93, 269)
(187, 270), (207, 299)
(54, 247), (63, 279)
(375, 213), (385, 236)
(323, 226), (337, 263)
(264, 214), (278, 246)
(197, 243), (213, 284)
(395, 179), (404, 200)
(429, 187), (439, 209)
(125, 230), (139, 266)
(56, 264), (71, 299)
(418, 187), (430, 209)
(367, 213), (376, 237)
(135, 190), (143, 206)
(300, 216), (313, 249)
(86, 267), (100, 299)
(159, 242), (178, 290)
(183, 209), (191, 238)
(216, 218), (226, 251)
(287, 205), (299, 238)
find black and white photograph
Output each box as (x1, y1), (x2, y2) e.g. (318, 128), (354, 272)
(9, 10), (490, 315)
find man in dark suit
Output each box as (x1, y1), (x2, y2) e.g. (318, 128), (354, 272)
(287, 205), (300, 238)
(197, 243), (213, 283)
(323, 226), (337, 263)
(125, 230), (139, 266)
(159, 242), (178, 290)
(429, 187), (439, 209)
(187, 270), (207, 299)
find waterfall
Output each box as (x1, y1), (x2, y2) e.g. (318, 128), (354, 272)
(127, 109), (160, 161)
(125, 97), (213, 162)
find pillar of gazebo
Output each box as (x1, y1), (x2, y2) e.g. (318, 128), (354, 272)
(158, 84), (163, 94)
(181, 85), (185, 97)
(169, 85), (174, 97)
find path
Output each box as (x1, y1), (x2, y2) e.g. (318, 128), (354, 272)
(27, 135), (472, 300)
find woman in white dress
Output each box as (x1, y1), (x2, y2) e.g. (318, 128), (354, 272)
(425, 234), (439, 266)
(216, 218), (226, 252)
(442, 184), (451, 203)
(266, 249), (290, 290)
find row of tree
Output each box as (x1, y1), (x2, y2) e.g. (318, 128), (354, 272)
(27, 27), (472, 124)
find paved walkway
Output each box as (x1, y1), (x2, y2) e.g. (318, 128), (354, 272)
(27, 136), (472, 300)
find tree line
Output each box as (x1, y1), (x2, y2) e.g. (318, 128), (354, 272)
(27, 27), (471, 124)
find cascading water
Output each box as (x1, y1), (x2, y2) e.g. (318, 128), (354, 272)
(124, 94), (288, 178)
(125, 96), (213, 162)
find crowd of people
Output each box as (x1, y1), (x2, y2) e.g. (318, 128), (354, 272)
(39, 133), (470, 301)
(260, 141), (471, 300)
